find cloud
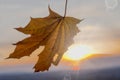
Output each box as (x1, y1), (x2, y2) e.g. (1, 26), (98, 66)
(0, 0), (120, 72)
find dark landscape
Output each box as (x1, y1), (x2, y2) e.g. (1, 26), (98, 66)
(0, 67), (120, 80)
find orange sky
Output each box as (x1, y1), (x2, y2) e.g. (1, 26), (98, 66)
(0, 0), (120, 73)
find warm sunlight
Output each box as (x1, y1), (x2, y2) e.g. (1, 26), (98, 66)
(64, 44), (93, 61)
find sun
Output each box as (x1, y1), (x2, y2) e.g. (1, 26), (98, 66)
(63, 44), (93, 61)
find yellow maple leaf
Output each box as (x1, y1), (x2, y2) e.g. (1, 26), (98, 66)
(8, 7), (82, 72)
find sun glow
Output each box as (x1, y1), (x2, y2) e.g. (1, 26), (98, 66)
(64, 44), (93, 61)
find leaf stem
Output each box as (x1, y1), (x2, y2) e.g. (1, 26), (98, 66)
(64, 0), (68, 18)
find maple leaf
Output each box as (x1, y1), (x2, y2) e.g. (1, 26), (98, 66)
(8, 7), (82, 72)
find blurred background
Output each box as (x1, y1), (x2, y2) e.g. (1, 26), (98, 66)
(0, 0), (120, 80)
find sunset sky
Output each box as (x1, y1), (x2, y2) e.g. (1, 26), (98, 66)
(0, 0), (120, 73)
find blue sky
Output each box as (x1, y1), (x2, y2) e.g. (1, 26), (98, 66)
(0, 0), (120, 73)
